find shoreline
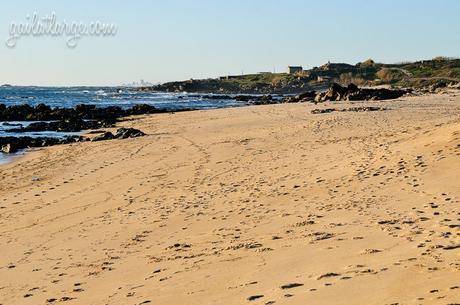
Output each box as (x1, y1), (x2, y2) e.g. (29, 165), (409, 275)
(0, 83), (414, 156)
(0, 93), (459, 304)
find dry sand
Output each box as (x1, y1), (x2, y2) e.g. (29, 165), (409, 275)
(0, 93), (459, 305)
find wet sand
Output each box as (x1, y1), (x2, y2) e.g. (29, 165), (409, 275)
(0, 93), (459, 305)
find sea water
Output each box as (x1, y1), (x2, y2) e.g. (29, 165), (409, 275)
(0, 86), (245, 164)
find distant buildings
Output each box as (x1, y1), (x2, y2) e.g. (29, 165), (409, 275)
(121, 79), (154, 87)
(288, 66), (303, 74)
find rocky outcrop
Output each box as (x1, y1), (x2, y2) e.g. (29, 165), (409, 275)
(0, 104), (157, 154)
(1, 128), (147, 154)
(0, 136), (85, 153)
(9, 118), (114, 133)
(281, 84), (409, 104)
(0, 103), (181, 122)
(283, 91), (317, 103)
(191, 84), (408, 106)
(314, 83), (410, 102)
(1, 103), (191, 135)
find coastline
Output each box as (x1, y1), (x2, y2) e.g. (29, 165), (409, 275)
(1, 93), (459, 304)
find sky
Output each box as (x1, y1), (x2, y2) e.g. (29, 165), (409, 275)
(1, 0), (460, 86)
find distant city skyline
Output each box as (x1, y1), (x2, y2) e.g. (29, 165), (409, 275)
(1, 0), (460, 86)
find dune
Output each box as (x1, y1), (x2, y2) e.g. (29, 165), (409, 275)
(0, 92), (459, 305)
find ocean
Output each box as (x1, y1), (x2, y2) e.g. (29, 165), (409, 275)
(0, 86), (247, 164)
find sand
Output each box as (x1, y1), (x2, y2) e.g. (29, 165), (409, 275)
(0, 93), (459, 305)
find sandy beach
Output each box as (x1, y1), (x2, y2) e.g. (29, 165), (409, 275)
(0, 93), (459, 305)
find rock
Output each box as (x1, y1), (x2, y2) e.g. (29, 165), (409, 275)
(1, 143), (18, 154)
(235, 95), (257, 102)
(324, 83), (349, 101)
(129, 104), (159, 115)
(0, 103), (172, 122)
(0, 135), (83, 152)
(315, 83), (409, 102)
(114, 128), (146, 139)
(198, 94), (233, 100)
(91, 132), (114, 142)
(250, 95), (278, 105)
(347, 83), (359, 91)
(10, 117), (115, 133)
(283, 90), (317, 103)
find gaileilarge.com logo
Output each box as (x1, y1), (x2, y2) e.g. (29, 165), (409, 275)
(5, 12), (118, 48)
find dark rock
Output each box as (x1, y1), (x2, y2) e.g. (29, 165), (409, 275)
(75, 104), (96, 114)
(9, 117), (114, 133)
(314, 83), (409, 102)
(198, 94), (233, 100)
(129, 104), (159, 115)
(0, 103), (170, 122)
(347, 83), (359, 91)
(0, 135), (83, 153)
(235, 95), (257, 102)
(114, 128), (146, 139)
(91, 132), (114, 142)
(250, 95), (278, 105)
(283, 91), (317, 103)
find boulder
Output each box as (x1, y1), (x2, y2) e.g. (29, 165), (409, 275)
(114, 128), (146, 139)
(283, 91), (316, 103)
(91, 132), (114, 142)
(129, 104), (159, 115)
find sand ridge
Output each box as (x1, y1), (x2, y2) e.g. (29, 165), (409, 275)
(0, 93), (459, 305)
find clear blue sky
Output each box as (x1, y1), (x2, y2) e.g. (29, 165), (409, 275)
(1, 0), (459, 86)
